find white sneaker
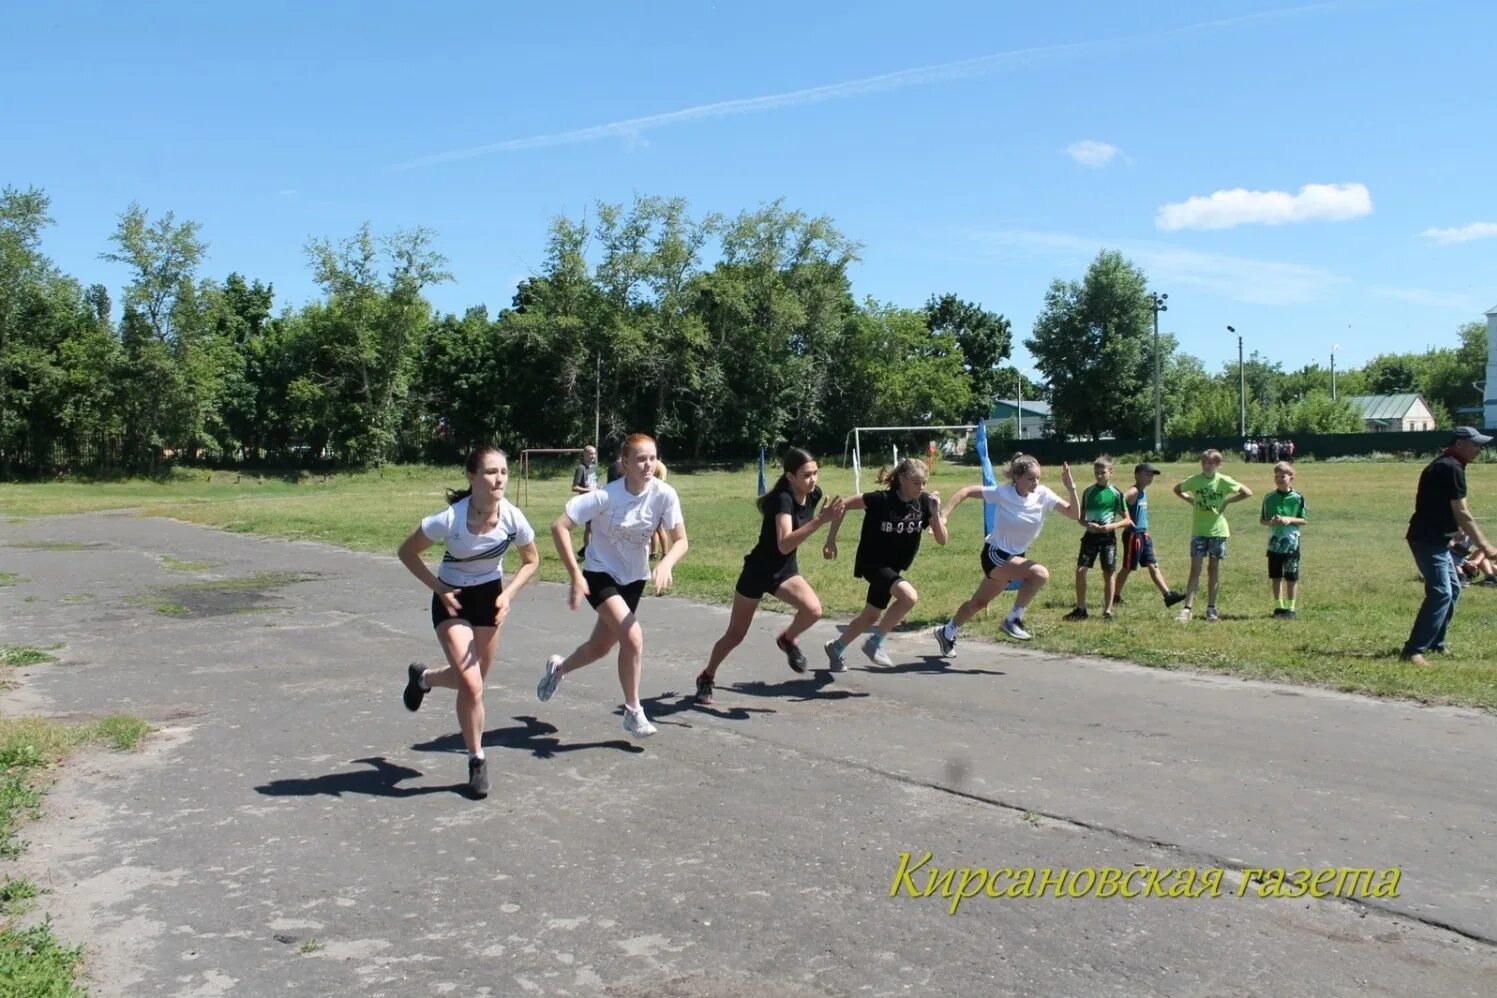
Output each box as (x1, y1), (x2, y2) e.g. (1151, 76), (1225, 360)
(934, 626), (958, 658)
(863, 638), (894, 667)
(824, 640), (847, 673)
(1176, 607), (1193, 623)
(622, 706), (657, 739)
(537, 655), (564, 702)
(1000, 617), (1032, 641)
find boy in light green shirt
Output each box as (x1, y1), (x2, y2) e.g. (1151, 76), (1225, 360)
(1172, 449), (1253, 622)
(1260, 461), (1308, 618)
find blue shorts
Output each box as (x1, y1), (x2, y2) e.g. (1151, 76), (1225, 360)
(1123, 529), (1157, 569)
(1190, 536), (1228, 560)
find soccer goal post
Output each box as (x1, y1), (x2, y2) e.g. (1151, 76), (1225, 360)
(519, 447), (587, 508)
(842, 424), (981, 493)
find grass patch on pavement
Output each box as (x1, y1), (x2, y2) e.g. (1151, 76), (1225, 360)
(0, 647), (57, 668)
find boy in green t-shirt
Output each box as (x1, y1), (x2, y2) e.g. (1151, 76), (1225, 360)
(1259, 461), (1308, 618)
(1066, 455), (1132, 620)
(1172, 449), (1253, 622)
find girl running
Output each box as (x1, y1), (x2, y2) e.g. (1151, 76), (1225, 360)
(693, 448), (845, 705)
(398, 445), (539, 798)
(537, 433), (688, 737)
(821, 459), (948, 669)
(934, 454), (1080, 650)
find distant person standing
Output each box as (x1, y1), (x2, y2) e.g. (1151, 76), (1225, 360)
(1401, 427), (1497, 666)
(571, 444), (600, 556)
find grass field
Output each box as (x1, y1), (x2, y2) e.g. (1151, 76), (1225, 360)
(3, 458), (1496, 711)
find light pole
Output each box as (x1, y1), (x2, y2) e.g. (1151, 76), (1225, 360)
(1330, 343), (1340, 401)
(1148, 291), (1168, 452)
(1228, 325), (1244, 437)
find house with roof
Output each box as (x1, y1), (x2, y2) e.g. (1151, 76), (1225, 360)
(989, 399), (1053, 439)
(1348, 394), (1438, 433)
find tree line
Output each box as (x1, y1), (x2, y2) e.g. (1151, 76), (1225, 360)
(0, 186), (1484, 476)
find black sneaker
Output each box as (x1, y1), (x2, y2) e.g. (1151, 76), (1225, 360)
(403, 663), (427, 712)
(777, 633), (808, 673)
(1281, 610), (1297, 619)
(1163, 591), (1187, 608)
(694, 671), (716, 705)
(1064, 607), (1089, 621)
(1113, 594), (1126, 606)
(933, 625), (957, 657)
(468, 756), (489, 798)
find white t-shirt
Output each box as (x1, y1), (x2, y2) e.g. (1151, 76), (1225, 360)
(982, 483), (1063, 555)
(420, 496), (536, 587)
(565, 477), (684, 584)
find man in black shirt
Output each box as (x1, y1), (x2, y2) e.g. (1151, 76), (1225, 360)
(1402, 426), (1497, 666)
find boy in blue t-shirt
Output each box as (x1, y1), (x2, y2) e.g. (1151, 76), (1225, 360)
(1114, 462), (1187, 610)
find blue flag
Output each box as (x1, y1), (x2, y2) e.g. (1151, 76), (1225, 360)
(974, 419), (996, 536)
(757, 445), (767, 496)
(975, 420), (1020, 590)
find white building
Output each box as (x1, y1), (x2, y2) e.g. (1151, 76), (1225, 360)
(1349, 394), (1438, 432)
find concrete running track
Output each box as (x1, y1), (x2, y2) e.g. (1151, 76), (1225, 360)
(1, 512), (1494, 997)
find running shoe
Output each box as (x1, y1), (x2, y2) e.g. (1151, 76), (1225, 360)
(824, 640), (846, 673)
(1064, 607), (1089, 621)
(863, 637), (893, 667)
(694, 671), (716, 705)
(934, 625), (958, 657)
(1163, 591), (1187, 608)
(468, 756), (490, 798)
(1176, 606), (1193, 623)
(622, 706), (657, 738)
(537, 654), (565, 702)
(1000, 618), (1032, 641)
(403, 663), (428, 712)
(1205, 606), (1220, 622)
(777, 632), (808, 673)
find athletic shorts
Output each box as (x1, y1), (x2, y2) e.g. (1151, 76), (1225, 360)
(735, 563), (798, 601)
(583, 570), (646, 613)
(1191, 536), (1228, 560)
(860, 565), (905, 610)
(1122, 529), (1157, 570)
(1077, 532), (1118, 570)
(1267, 548), (1301, 581)
(431, 578), (503, 630)
(981, 542), (1023, 576)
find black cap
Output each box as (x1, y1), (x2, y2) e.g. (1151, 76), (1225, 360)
(1135, 462), (1160, 474)
(1451, 426), (1493, 445)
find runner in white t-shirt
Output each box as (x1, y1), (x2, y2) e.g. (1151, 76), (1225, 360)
(536, 433), (689, 738)
(933, 454), (1080, 649)
(397, 446), (539, 797)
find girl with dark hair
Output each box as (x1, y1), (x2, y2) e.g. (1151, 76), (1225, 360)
(933, 453), (1080, 649)
(397, 445), (539, 798)
(537, 433), (689, 738)
(693, 448), (845, 705)
(821, 458), (948, 669)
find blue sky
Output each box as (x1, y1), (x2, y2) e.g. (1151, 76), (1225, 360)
(5, 0), (1494, 380)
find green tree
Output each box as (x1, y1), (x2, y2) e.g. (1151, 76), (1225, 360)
(1025, 250), (1153, 440)
(304, 223), (451, 463)
(924, 294), (1012, 420)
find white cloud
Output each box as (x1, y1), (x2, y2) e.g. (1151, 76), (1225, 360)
(1370, 286), (1481, 311)
(973, 229), (1347, 306)
(1420, 222), (1497, 245)
(392, 2), (1336, 171)
(1155, 182), (1372, 231)
(1066, 140), (1120, 167)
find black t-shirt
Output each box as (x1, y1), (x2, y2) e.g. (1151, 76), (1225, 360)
(1407, 454), (1467, 543)
(744, 487), (822, 577)
(855, 488), (935, 578)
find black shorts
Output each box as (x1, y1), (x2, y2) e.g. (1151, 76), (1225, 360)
(981, 542), (1022, 576)
(1077, 532), (1118, 570)
(1267, 548), (1302, 582)
(583, 570), (646, 613)
(860, 566), (905, 610)
(430, 578), (503, 630)
(1122, 529), (1157, 570)
(735, 562), (798, 600)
